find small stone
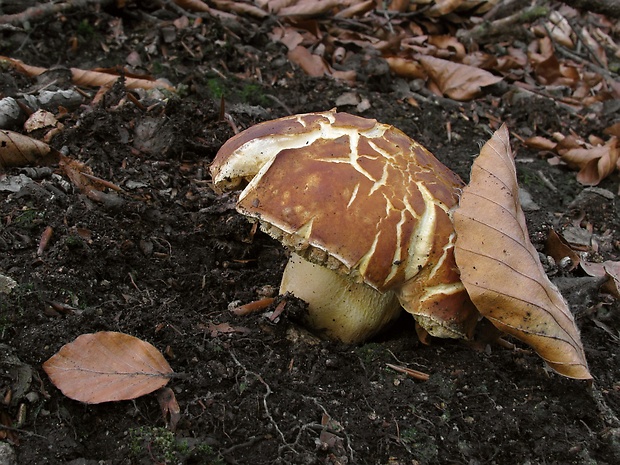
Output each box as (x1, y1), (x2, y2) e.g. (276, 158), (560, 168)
(0, 442), (17, 465)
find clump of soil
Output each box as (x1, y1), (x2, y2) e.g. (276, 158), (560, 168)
(1, 3), (619, 465)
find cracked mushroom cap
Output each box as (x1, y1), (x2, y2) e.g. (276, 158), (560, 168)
(211, 109), (479, 339)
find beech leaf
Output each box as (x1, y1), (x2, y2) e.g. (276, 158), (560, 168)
(454, 124), (591, 379)
(560, 137), (618, 186)
(43, 332), (173, 404)
(0, 130), (60, 169)
(419, 55), (502, 101)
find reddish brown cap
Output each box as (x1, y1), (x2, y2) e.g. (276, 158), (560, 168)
(211, 109), (479, 338)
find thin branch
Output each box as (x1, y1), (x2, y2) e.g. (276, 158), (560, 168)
(457, 5), (549, 45)
(560, 0), (620, 19)
(0, 0), (114, 25)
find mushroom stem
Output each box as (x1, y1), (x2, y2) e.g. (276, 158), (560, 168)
(280, 253), (402, 343)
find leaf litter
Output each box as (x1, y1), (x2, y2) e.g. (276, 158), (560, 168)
(0, 1), (619, 464)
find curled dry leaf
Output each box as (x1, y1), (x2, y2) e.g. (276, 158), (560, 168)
(454, 124), (591, 379)
(174, 0), (212, 13)
(602, 264), (620, 299)
(580, 259), (620, 299)
(419, 55), (502, 101)
(545, 229), (580, 271)
(604, 122), (620, 138)
(43, 332), (173, 404)
(559, 137), (618, 186)
(287, 46), (329, 77)
(287, 46), (356, 82)
(0, 129), (60, 169)
(157, 387), (181, 432)
(385, 56), (427, 80)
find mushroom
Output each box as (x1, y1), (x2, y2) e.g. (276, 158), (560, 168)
(210, 109), (479, 343)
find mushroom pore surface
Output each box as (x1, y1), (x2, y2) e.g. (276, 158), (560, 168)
(210, 109), (479, 342)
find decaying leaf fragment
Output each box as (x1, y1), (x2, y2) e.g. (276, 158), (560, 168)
(43, 332), (173, 404)
(0, 130), (60, 169)
(454, 125), (591, 379)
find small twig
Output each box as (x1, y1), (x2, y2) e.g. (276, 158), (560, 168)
(0, 424), (48, 440)
(221, 435), (265, 456)
(536, 169), (559, 192)
(80, 172), (124, 192)
(0, 0), (114, 26)
(229, 351), (291, 451)
(483, 0), (530, 21)
(512, 81), (582, 113)
(568, 18), (607, 69)
(268, 300), (287, 322)
(264, 94), (293, 115)
(224, 113), (240, 135)
(386, 363), (430, 381)
(230, 297), (275, 316)
(301, 396), (354, 463)
(458, 5), (548, 45)
(128, 272), (142, 292)
(554, 40), (617, 81)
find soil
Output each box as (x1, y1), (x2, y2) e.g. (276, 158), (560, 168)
(1, 2), (619, 465)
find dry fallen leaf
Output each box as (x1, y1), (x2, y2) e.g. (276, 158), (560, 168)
(43, 332), (173, 404)
(287, 45), (329, 77)
(454, 124), (591, 379)
(559, 137), (618, 186)
(604, 122), (620, 138)
(419, 55), (502, 101)
(602, 264), (620, 299)
(157, 387), (181, 432)
(523, 135), (557, 151)
(277, 0), (340, 17)
(545, 229), (580, 271)
(0, 130), (60, 169)
(385, 56), (427, 80)
(580, 259), (620, 299)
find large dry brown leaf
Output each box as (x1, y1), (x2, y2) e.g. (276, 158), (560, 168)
(419, 55), (502, 101)
(454, 124), (591, 379)
(0, 130), (60, 169)
(43, 332), (173, 404)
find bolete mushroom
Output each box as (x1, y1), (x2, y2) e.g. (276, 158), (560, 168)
(210, 109), (479, 343)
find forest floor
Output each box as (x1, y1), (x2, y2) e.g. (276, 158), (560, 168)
(0, 1), (619, 464)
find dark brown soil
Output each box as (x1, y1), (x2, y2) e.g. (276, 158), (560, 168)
(1, 3), (619, 465)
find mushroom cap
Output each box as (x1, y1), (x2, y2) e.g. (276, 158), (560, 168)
(211, 109), (478, 338)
